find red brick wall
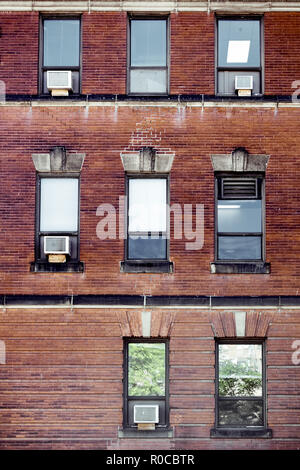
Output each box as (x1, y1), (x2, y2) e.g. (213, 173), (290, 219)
(1, 104), (300, 296)
(264, 12), (300, 95)
(81, 12), (127, 95)
(0, 12), (39, 94)
(0, 11), (300, 96)
(170, 12), (215, 95)
(0, 307), (299, 450)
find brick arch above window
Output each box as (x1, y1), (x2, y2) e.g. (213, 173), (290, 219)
(209, 310), (274, 338)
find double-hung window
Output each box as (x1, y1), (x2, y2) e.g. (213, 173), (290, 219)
(211, 340), (271, 438)
(128, 17), (168, 94)
(125, 176), (170, 271)
(216, 175), (263, 261)
(33, 176), (82, 271)
(123, 340), (169, 431)
(40, 17), (81, 95)
(217, 17), (262, 96)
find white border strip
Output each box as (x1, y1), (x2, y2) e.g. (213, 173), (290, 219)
(1, 1), (300, 13)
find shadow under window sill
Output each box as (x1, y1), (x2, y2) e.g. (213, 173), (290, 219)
(211, 261), (270, 274)
(118, 427), (173, 439)
(30, 261), (84, 273)
(210, 427), (272, 438)
(120, 260), (173, 273)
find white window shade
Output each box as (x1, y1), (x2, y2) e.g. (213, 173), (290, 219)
(40, 178), (79, 232)
(129, 179), (167, 232)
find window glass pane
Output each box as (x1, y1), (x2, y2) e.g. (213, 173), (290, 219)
(129, 179), (167, 232)
(218, 200), (262, 233)
(40, 178), (79, 232)
(128, 235), (167, 260)
(218, 399), (263, 426)
(219, 344), (262, 397)
(218, 236), (261, 260)
(128, 343), (165, 396)
(44, 19), (80, 67)
(218, 20), (260, 67)
(131, 20), (166, 66)
(130, 69), (167, 94)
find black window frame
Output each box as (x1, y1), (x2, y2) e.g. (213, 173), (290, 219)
(211, 339), (272, 438)
(121, 174), (173, 273)
(127, 14), (170, 96)
(39, 15), (82, 96)
(30, 173), (84, 273)
(215, 172), (265, 263)
(215, 15), (264, 96)
(123, 338), (170, 432)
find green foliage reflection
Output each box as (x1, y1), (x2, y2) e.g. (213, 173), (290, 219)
(128, 343), (165, 396)
(219, 360), (262, 397)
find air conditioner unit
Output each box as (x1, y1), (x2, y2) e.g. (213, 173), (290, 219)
(133, 405), (159, 424)
(44, 236), (70, 255)
(47, 71), (73, 93)
(235, 75), (253, 96)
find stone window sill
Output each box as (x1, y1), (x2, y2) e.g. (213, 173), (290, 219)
(210, 427), (272, 438)
(118, 427), (173, 439)
(120, 260), (173, 273)
(30, 261), (84, 273)
(211, 262), (270, 274)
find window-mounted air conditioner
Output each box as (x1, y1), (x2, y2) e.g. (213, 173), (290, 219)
(235, 75), (253, 96)
(44, 236), (70, 255)
(133, 405), (159, 424)
(47, 71), (73, 91)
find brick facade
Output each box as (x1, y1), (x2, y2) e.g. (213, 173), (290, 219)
(0, 1), (299, 451)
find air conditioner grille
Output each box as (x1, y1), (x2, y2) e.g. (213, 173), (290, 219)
(221, 178), (258, 199)
(44, 236), (70, 254)
(134, 405), (159, 424)
(235, 75), (253, 90)
(47, 71), (72, 89)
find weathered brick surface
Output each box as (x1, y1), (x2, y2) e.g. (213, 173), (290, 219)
(0, 308), (298, 449)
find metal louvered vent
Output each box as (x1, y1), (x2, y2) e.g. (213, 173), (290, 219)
(221, 178), (258, 199)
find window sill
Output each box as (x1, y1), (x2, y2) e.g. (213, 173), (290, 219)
(120, 260), (173, 273)
(210, 428), (272, 439)
(118, 427), (173, 439)
(210, 262), (270, 274)
(30, 261), (84, 273)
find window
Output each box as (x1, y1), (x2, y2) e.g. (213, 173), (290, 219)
(40, 17), (81, 95)
(123, 340), (169, 431)
(127, 177), (168, 260)
(211, 340), (271, 437)
(217, 17), (262, 96)
(216, 175), (264, 261)
(128, 17), (168, 94)
(32, 176), (83, 272)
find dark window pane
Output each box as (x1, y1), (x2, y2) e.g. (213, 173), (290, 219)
(131, 20), (166, 67)
(218, 200), (262, 233)
(128, 343), (165, 396)
(128, 235), (167, 260)
(219, 344), (262, 397)
(218, 20), (260, 68)
(218, 399), (263, 426)
(44, 20), (80, 67)
(218, 236), (261, 260)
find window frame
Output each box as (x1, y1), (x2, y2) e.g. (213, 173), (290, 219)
(123, 338), (170, 431)
(215, 15), (264, 96)
(215, 339), (267, 432)
(215, 172), (266, 263)
(125, 173), (170, 263)
(127, 14), (170, 96)
(39, 14), (82, 96)
(33, 173), (82, 270)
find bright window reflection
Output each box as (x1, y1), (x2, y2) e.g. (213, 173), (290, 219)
(131, 20), (166, 67)
(128, 343), (166, 396)
(227, 40), (250, 63)
(40, 178), (79, 232)
(219, 344), (262, 397)
(218, 200), (262, 233)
